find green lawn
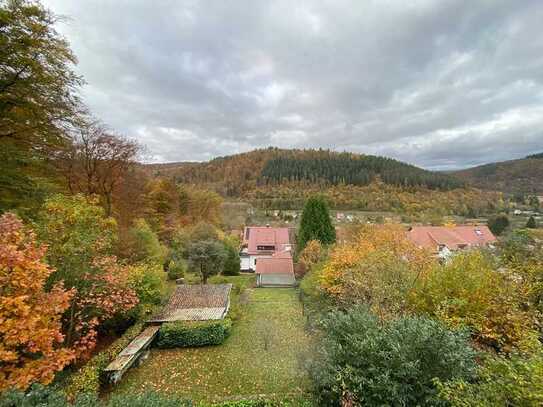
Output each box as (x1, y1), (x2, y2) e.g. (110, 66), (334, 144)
(112, 286), (310, 404)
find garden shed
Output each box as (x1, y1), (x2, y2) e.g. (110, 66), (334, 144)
(256, 252), (295, 287)
(148, 283), (233, 323)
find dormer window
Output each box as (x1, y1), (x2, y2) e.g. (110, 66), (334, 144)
(257, 245), (275, 251)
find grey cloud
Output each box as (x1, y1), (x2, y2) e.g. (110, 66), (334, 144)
(43, 0), (543, 168)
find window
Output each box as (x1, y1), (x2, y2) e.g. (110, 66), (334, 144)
(257, 245), (275, 251)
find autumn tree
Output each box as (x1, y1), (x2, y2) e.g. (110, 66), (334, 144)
(0, 0), (84, 212)
(299, 240), (325, 270)
(179, 186), (223, 225)
(36, 194), (138, 360)
(188, 240), (226, 284)
(298, 196), (336, 250)
(0, 213), (74, 391)
(411, 251), (538, 353)
(144, 178), (179, 239)
(319, 224), (434, 318)
(56, 119), (140, 216)
(123, 218), (167, 264)
(190, 221), (220, 242)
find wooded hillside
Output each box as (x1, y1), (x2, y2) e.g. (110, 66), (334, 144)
(146, 148), (465, 195)
(452, 153), (543, 195)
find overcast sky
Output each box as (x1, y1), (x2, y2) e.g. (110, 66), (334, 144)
(43, 0), (543, 170)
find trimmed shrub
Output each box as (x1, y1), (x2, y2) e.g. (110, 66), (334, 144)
(206, 398), (312, 407)
(156, 319), (232, 348)
(0, 384), (192, 406)
(64, 322), (144, 399)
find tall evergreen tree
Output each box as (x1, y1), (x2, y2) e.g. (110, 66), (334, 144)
(526, 215), (537, 229)
(488, 214), (510, 236)
(298, 195), (336, 250)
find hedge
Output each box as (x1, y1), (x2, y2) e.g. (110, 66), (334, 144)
(0, 384), (192, 407)
(156, 319), (232, 348)
(63, 322), (145, 399)
(207, 398), (312, 407)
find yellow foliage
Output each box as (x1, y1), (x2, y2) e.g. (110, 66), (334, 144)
(298, 240), (324, 271)
(411, 251), (538, 353)
(319, 224), (435, 317)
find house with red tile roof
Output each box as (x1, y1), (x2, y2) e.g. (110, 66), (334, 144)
(407, 225), (496, 259)
(239, 226), (293, 271)
(240, 225), (296, 286)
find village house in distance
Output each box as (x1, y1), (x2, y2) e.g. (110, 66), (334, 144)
(407, 225), (497, 259)
(240, 226), (296, 287)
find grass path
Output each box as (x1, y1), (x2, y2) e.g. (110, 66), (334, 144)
(113, 287), (310, 403)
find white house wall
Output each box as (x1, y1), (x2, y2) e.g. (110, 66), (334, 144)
(240, 254), (273, 272)
(240, 256), (251, 271)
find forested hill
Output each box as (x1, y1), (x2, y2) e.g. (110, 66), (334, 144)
(451, 153), (543, 195)
(146, 148), (465, 196)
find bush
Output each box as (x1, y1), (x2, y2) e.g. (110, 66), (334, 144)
(222, 243), (240, 276)
(128, 263), (166, 305)
(308, 307), (477, 406)
(64, 322), (144, 399)
(527, 215), (538, 229)
(206, 398), (312, 407)
(167, 259), (186, 280)
(437, 351), (543, 406)
(0, 384), (192, 406)
(298, 240), (325, 274)
(156, 319), (232, 348)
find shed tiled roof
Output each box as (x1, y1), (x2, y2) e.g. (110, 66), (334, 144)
(256, 256), (294, 275)
(148, 284), (232, 323)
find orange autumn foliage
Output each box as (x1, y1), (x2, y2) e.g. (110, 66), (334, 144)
(68, 255), (139, 360)
(319, 224), (435, 316)
(0, 213), (75, 391)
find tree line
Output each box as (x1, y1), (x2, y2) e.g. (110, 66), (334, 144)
(0, 0), (238, 397)
(259, 153), (465, 190)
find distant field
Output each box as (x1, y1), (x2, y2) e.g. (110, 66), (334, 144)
(112, 286), (310, 403)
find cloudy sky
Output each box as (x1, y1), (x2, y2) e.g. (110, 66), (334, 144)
(43, 0), (543, 170)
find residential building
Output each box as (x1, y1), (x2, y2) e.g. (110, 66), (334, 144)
(407, 225), (496, 259)
(239, 226), (293, 271)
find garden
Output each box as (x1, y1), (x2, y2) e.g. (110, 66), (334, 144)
(112, 287), (311, 404)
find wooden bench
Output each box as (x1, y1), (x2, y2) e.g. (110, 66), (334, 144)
(104, 325), (160, 384)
